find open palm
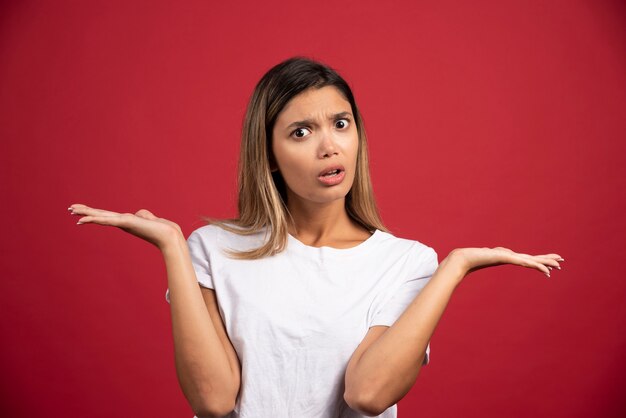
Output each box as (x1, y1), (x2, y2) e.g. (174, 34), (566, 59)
(68, 203), (182, 250)
(452, 247), (564, 278)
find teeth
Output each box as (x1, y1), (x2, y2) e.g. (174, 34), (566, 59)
(324, 169), (339, 176)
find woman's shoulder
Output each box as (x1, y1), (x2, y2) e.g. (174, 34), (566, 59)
(187, 221), (269, 251)
(375, 229), (437, 260)
(187, 222), (222, 242)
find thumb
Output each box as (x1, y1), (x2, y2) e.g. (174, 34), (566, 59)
(135, 209), (158, 220)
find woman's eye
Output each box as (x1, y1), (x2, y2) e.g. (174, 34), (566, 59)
(292, 127), (311, 139)
(335, 119), (350, 129)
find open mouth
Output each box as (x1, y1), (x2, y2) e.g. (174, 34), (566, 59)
(317, 167), (346, 185)
(321, 169), (342, 177)
(318, 164), (345, 177)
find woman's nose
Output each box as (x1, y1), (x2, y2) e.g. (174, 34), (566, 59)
(318, 131), (339, 159)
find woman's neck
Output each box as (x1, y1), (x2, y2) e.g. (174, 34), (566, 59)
(285, 197), (370, 247)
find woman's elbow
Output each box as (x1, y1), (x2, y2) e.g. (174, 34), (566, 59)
(193, 399), (235, 418)
(344, 390), (386, 417)
(192, 391), (236, 418)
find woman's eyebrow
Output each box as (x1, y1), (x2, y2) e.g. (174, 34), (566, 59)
(285, 111), (353, 130)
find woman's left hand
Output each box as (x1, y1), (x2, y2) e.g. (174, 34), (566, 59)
(449, 247), (565, 278)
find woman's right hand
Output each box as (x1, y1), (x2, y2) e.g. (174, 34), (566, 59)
(68, 203), (183, 251)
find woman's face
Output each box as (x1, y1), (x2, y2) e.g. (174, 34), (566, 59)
(271, 86), (359, 207)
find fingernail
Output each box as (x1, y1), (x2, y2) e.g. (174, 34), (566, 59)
(558, 258), (565, 261)
(76, 221), (83, 225)
(556, 266), (561, 270)
(67, 207), (72, 211)
(545, 272), (550, 278)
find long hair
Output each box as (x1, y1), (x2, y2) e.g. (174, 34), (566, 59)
(204, 56), (389, 259)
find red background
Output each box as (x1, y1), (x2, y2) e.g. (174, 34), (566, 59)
(1, 0), (625, 417)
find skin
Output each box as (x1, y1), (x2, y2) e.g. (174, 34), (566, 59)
(67, 84), (564, 416)
(270, 85), (370, 247)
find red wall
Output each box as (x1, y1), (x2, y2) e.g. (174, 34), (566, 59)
(1, 1), (624, 417)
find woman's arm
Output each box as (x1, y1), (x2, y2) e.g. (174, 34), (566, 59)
(344, 248), (562, 416)
(69, 204), (239, 417)
(344, 253), (464, 415)
(162, 233), (240, 418)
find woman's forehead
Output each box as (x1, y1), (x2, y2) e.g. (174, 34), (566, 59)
(277, 86), (352, 123)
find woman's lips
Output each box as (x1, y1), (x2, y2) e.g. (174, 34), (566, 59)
(317, 169), (345, 186)
(318, 164), (345, 176)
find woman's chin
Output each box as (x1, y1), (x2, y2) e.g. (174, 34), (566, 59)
(286, 181), (354, 206)
(311, 189), (351, 204)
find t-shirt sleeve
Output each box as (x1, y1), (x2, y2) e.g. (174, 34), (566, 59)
(368, 247), (439, 365)
(165, 229), (215, 304)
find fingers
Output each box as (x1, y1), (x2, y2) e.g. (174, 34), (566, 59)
(533, 256), (561, 268)
(68, 204), (159, 229)
(68, 203), (120, 218)
(534, 261), (552, 277)
(509, 254), (552, 277)
(495, 247), (564, 262)
(69, 204), (159, 220)
(68, 204), (128, 226)
(75, 214), (124, 225)
(532, 253), (564, 261)
(500, 248), (565, 278)
(531, 255), (565, 278)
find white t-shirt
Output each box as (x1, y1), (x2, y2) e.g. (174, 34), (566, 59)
(165, 224), (439, 418)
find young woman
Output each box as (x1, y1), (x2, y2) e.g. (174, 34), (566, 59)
(68, 57), (563, 418)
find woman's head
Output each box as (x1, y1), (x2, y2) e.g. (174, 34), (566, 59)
(271, 84), (358, 208)
(208, 56), (388, 258)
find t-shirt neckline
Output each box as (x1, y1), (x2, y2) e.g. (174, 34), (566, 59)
(287, 229), (382, 257)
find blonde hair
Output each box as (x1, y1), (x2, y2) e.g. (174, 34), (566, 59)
(203, 56), (389, 259)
